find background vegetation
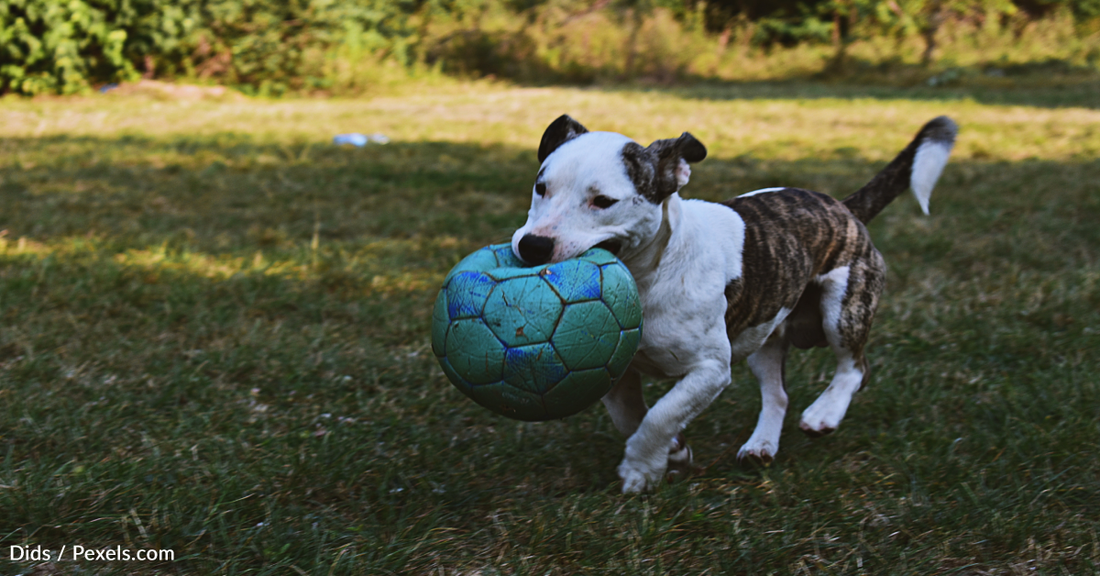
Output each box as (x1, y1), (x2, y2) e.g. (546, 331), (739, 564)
(1, 82), (1098, 574)
(2, 0), (1100, 95)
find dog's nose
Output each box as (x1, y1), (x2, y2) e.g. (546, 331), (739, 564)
(518, 234), (555, 265)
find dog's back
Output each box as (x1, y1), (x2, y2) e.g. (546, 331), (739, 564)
(720, 188), (880, 345)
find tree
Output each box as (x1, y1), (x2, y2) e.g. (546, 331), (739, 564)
(874, 0), (1018, 65)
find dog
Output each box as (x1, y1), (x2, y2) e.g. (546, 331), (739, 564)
(511, 114), (957, 493)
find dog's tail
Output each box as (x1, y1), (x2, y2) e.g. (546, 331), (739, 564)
(842, 116), (958, 223)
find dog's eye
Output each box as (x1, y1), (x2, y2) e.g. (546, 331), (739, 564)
(535, 182), (547, 197)
(592, 195), (618, 209)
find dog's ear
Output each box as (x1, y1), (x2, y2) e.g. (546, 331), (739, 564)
(538, 115), (590, 163)
(648, 132), (707, 200)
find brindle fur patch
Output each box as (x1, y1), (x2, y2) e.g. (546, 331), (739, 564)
(620, 134), (707, 204)
(621, 142), (658, 203)
(721, 188), (885, 360)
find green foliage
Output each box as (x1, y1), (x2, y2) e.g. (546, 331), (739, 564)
(184, 0), (423, 95)
(0, 0), (426, 96)
(1, 0), (137, 94)
(0, 0), (1098, 94)
(1017, 0), (1100, 18)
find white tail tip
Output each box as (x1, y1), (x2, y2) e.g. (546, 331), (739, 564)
(911, 139), (952, 215)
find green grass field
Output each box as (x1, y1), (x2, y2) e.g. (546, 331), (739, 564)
(1, 81), (1098, 575)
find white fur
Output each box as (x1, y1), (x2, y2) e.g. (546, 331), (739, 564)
(800, 355), (862, 434)
(816, 266), (851, 330)
(737, 187), (786, 198)
(729, 306), (790, 360)
(512, 131), (647, 263)
(798, 266), (862, 434)
(737, 336), (789, 462)
(911, 140), (952, 215)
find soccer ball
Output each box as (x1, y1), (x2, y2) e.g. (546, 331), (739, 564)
(432, 243), (643, 421)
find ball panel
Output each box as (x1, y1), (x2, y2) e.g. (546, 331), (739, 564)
(431, 289), (449, 356)
(490, 244), (526, 268)
(444, 246), (501, 287)
(467, 382), (547, 421)
(483, 275), (563, 347)
(504, 342), (569, 394)
(446, 271), (496, 320)
(607, 327), (641, 379)
(552, 301), (621, 371)
(444, 318), (506, 385)
(577, 247), (619, 266)
(485, 267), (539, 281)
(438, 356), (477, 398)
(542, 259), (602, 303)
(599, 263), (643, 329)
(542, 368), (612, 419)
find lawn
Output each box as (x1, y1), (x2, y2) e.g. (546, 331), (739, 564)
(1, 80), (1098, 575)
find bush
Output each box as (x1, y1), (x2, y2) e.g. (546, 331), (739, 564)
(0, 0), (1097, 95)
(3, 0), (133, 94)
(0, 0), (423, 96)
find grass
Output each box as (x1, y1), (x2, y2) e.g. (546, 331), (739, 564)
(1, 80), (1098, 575)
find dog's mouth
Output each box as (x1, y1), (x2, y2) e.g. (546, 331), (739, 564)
(594, 239), (623, 256)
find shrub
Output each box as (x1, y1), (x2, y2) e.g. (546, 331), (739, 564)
(0, 0), (422, 96)
(0, 0), (1097, 95)
(3, 0), (135, 94)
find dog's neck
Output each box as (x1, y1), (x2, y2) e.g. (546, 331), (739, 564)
(621, 193), (684, 282)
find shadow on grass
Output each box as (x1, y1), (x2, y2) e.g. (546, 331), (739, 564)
(1, 132), (1098, 301)
(644, 77), (1100, 110)
(2, 131), (1097, 259)
(488, 52), (1100, 109)
(645, 57), (1100, 109)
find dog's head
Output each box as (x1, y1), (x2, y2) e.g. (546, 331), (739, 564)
(512, 115), (707, 265)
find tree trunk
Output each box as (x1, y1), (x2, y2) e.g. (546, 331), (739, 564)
(828, 2), (851, 74)
(623, 8), (641, 79)
(921, 2), (945, 66)
(717, 25), (731, 54)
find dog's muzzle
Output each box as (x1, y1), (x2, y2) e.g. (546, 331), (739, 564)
(518, 234), (555, 265)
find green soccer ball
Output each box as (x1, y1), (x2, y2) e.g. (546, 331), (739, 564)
(432, 243), (643, 421)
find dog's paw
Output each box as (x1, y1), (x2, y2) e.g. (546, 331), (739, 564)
(737, 438), (778, 464)
(799, 421), (836, 437)
(619, 460), (665, 493)
(619, 443), (669, 493)
(799, 404), (841, 437)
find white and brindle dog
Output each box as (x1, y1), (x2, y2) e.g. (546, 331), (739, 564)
(511, 115), (957, 493)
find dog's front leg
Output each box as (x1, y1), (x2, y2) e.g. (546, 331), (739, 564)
(602, 368), (693, 472)
(618, 359), (730, 493)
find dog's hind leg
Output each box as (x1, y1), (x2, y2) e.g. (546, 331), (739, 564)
(602, 369), (693, 471)
(737, 334), (790, 463)
(799, 260), (884, 436)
